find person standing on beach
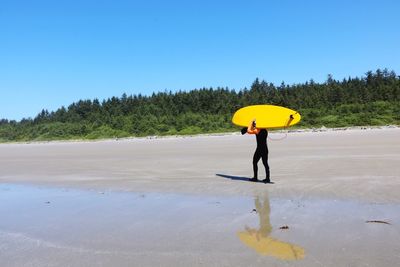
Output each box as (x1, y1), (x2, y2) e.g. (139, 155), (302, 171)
(246, 120), (271, 183)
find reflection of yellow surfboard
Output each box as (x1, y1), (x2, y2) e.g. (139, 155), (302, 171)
(232, 105), (301, 129)
(237, 196), (305, 260)
(237, 231), (305, 260)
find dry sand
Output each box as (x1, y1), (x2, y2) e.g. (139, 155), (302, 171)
(1, 128), (399, 266)
(1, 127), (399, 202)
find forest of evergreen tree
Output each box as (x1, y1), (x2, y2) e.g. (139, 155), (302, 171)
(1, 69), (399, 142)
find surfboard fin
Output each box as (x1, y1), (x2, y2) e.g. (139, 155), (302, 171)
(241, 127), (247, 135)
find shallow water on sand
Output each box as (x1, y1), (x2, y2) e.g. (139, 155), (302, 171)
(1, 183), (399, 267)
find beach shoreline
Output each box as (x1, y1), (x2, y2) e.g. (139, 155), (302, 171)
(1, 127), (400, 266)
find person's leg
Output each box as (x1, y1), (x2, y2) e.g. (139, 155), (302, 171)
(251, 150), (261, 181)
(261, 151), (270, 183)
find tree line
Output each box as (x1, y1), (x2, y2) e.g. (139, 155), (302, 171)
(0, 68), (399, 142)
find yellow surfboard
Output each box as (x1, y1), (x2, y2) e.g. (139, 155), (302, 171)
(232, 105), (301, 129)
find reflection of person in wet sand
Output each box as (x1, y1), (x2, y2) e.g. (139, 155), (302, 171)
(237, 196), (305, 260)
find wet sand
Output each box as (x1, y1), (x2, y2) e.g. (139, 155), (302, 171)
(1, 184), (399, 267)
(1, 128), (400, 266)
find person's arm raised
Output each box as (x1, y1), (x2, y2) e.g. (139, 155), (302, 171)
(247, 120), (260, 135)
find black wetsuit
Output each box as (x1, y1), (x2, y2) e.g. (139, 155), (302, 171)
(253, 129), (270, 181)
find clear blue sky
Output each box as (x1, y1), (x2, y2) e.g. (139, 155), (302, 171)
(1, 0), (399, 121)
